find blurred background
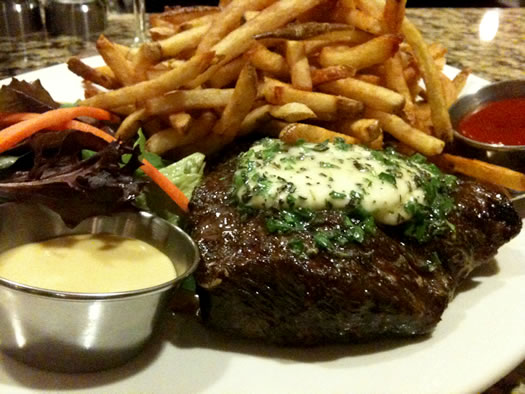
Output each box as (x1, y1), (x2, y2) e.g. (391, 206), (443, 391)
(144, 0), (525, 12)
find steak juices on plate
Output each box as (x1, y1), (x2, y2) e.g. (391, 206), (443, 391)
(188, 138), (521, 346)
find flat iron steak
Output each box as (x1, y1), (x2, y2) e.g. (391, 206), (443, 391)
(188, 142), (521, 346)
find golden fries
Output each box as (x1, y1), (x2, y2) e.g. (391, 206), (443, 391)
(280, 123), (359, 145)
(213, 63), (258, 136)
(68, 57), (120, 90)
(269, 102), (317, 122)
(319, 34), (402, 71)
(437, 154), (525, 192)
(70, 1), (525, 193)
(285, 41), (312, 91)
(319, 77), (405, 113)
(366, 108), (444, 156)
(401, 20), (452, 141)
(262, 77), (363, 121)
(146, 88), (234, 115)
(245, 42), (288, 78)
(96, 35), (136, 86)
(80, 52), (214, 109)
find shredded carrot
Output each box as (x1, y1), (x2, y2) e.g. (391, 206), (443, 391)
(0, 112), (116, 143)
(62, 120), (116, 143)
(0, 108), (190, 213)
(0, 106), (112, 154)
(141, 159), (190, 213)
(0, 112), (38, 126)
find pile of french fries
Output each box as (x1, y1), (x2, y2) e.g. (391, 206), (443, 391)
(67, 0), (525, 192)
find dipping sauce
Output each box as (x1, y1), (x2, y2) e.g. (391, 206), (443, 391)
(0, 234), (176, 293)
(458, 98), (525, 146)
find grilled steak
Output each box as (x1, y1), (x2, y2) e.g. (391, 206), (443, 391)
(188, 142), (522, 346)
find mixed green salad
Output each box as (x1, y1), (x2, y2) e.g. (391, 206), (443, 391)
(0, 79), (205, 226)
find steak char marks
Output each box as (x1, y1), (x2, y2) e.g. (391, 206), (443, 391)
(188, 153), (522, 346)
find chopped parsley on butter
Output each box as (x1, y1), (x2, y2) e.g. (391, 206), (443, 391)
(231, 138), (457, 245)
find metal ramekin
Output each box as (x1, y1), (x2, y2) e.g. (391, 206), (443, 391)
(450, 79), (525, 153)
(449, 79), (525, 216)
(0, 203), (199, 372)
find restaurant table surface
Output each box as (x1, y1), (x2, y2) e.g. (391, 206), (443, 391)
(0, 7), (524, 394)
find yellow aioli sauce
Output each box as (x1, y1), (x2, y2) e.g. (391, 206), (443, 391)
(0, 234), (176, 293)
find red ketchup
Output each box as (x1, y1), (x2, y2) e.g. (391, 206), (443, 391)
(458, 98), (525, 146)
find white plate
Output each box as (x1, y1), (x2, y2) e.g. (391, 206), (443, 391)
(0, 60), (523, 394)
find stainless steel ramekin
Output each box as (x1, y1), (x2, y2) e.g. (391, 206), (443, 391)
(450, 79), (525, 154)
(449, 79), (525, 216)
(0, 203), (199, 372)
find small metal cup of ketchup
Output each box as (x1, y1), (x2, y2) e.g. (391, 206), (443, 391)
(449, 80), (525, 155)
(449, 79), (525, 214)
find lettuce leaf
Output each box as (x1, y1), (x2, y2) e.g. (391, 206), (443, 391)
(0, 79), (59, 113)
(135, 152), (205, 225)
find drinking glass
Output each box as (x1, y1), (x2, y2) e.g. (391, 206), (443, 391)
(132, 0), (146, 44)
(108, 0), (147, 45)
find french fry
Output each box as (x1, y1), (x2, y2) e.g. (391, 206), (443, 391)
(340, 0), (357, 9)
(142, 117), (166, 137)
(279, 123), (359, 145)
(311, 65), (355, 86)
(384, 53), (416, 125)
(96, 35), (136, 86)
(336, 118), (381, 143)
(245, 42), (288, 78)
(285, 40), (312, 91)
(169, 113), (193, 135)
(263, 119), (289, 137)
(436, 154), (525, 192)
(131, 43), (163, 82)
(157, 23), (210, 58)
(146, 111), (217, 155)
(146, 88), (234, 116)
(145, 59), (186, 80)
(383, 0), (407, 34)
(82, 80), (103, 99)
(239, 104), (273, 135)
(149, 26), (178, 41)
(319, 77), (405, 113)
(208, 56), (247, 88)
(440, 73), (457, 108)
(355, 0), (384, 19)
(243, 10), (260, 21)
(402, 20), (453, 141)
(80, 52), (214, 110)
(111, 104), (138, 116)
(262, 77), (364, 121)
(319, 34), (402, 71)
(366, 108), (444, 156)
(367, 132), (384, 150)
(197, 0), (275, 54)
(178, 13), (218, 31)
(254, 22), (352, 40)
(67, 57), (120, 90)
(303, 30), (372, 55)
(115, 108), (146, 141)
(269, 102), (317, 122)
(214, 63), (258, 136)
(211, 0), (325, 63)
(345, 9), (384, 35)
(451, 68), (471, 100)
(428, 42), (447, 67)
(149, 6), (219, 29)
(355, 74), (382, 85)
